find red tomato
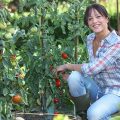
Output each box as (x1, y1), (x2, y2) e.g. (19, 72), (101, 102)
(55, 79), (61, 87)
(54, 112), (59, 115)
(53, 98), (59, 103)
(61, 52), (68, 59)
(12, 94), (22, 104)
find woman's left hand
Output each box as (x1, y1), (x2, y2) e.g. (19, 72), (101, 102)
(52, 64), (67, 77)
(56, 64), (67, 73)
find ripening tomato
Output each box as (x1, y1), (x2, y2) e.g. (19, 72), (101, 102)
(53, 98), (59, 104)
(61, 52), (68, 59)
(54, 112), (59, 115)
(12, 94), (22, 104)
(10, 54), (16, 61)
(55, 79), (61, 87)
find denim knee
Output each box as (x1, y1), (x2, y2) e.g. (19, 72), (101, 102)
(87, 107), (100, 120)
(87, 94), (120, 120)
(67, 71), (86, 97)
(87, 105), (110, 120)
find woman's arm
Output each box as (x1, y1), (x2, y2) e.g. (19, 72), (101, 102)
(56, 64), (82, 72)
(56, 43), (120, 76)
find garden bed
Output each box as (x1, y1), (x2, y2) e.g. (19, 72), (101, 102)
(14, 112), (82, 120)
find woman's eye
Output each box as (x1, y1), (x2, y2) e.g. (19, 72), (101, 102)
(88, 18), (93, 21)
(96, 16), (101, 18)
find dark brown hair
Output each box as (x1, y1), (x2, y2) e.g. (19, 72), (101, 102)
(84, 3), (112, 31)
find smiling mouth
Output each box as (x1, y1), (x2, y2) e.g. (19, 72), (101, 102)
(93, 24), (100, 28)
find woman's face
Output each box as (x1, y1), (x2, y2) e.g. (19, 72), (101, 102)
(87, 9), (109, 33)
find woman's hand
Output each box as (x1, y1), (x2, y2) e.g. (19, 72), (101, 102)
(53, 63), (81, 78)
(54, 64), (70, 80)
(56, 64), (67, 73)
(52, 64), (67, 78)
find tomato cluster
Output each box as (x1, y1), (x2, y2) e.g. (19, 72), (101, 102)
(52, 51), (69, 113)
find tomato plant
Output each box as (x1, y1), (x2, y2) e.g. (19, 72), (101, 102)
(0, 0), (89, 119)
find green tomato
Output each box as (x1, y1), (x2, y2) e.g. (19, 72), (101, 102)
(30, 27), (38, 33)
(4, 33), (12, 39)
(11, 61), (16, 66)
(57, 2), (70, 15)
(0, 23), (7, 29)
(7, 27), (16, 34)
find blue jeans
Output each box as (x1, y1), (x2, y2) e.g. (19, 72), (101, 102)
(67, 71), (120, 120)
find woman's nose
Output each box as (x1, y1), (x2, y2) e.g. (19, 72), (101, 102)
(92, 17), (98, 23)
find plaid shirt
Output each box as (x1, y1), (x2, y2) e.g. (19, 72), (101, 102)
(81, 30), (120, 96)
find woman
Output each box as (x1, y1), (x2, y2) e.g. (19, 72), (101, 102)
(55, 3), (120, 120)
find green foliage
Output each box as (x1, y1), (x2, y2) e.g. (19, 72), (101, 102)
(110, 13), (119, 30)
(111, 116), (120, 120)
(99, 0), (120, 31)
(0, 0), (89, 119)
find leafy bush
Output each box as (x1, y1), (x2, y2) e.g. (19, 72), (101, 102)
(0, 0), (90, 119)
